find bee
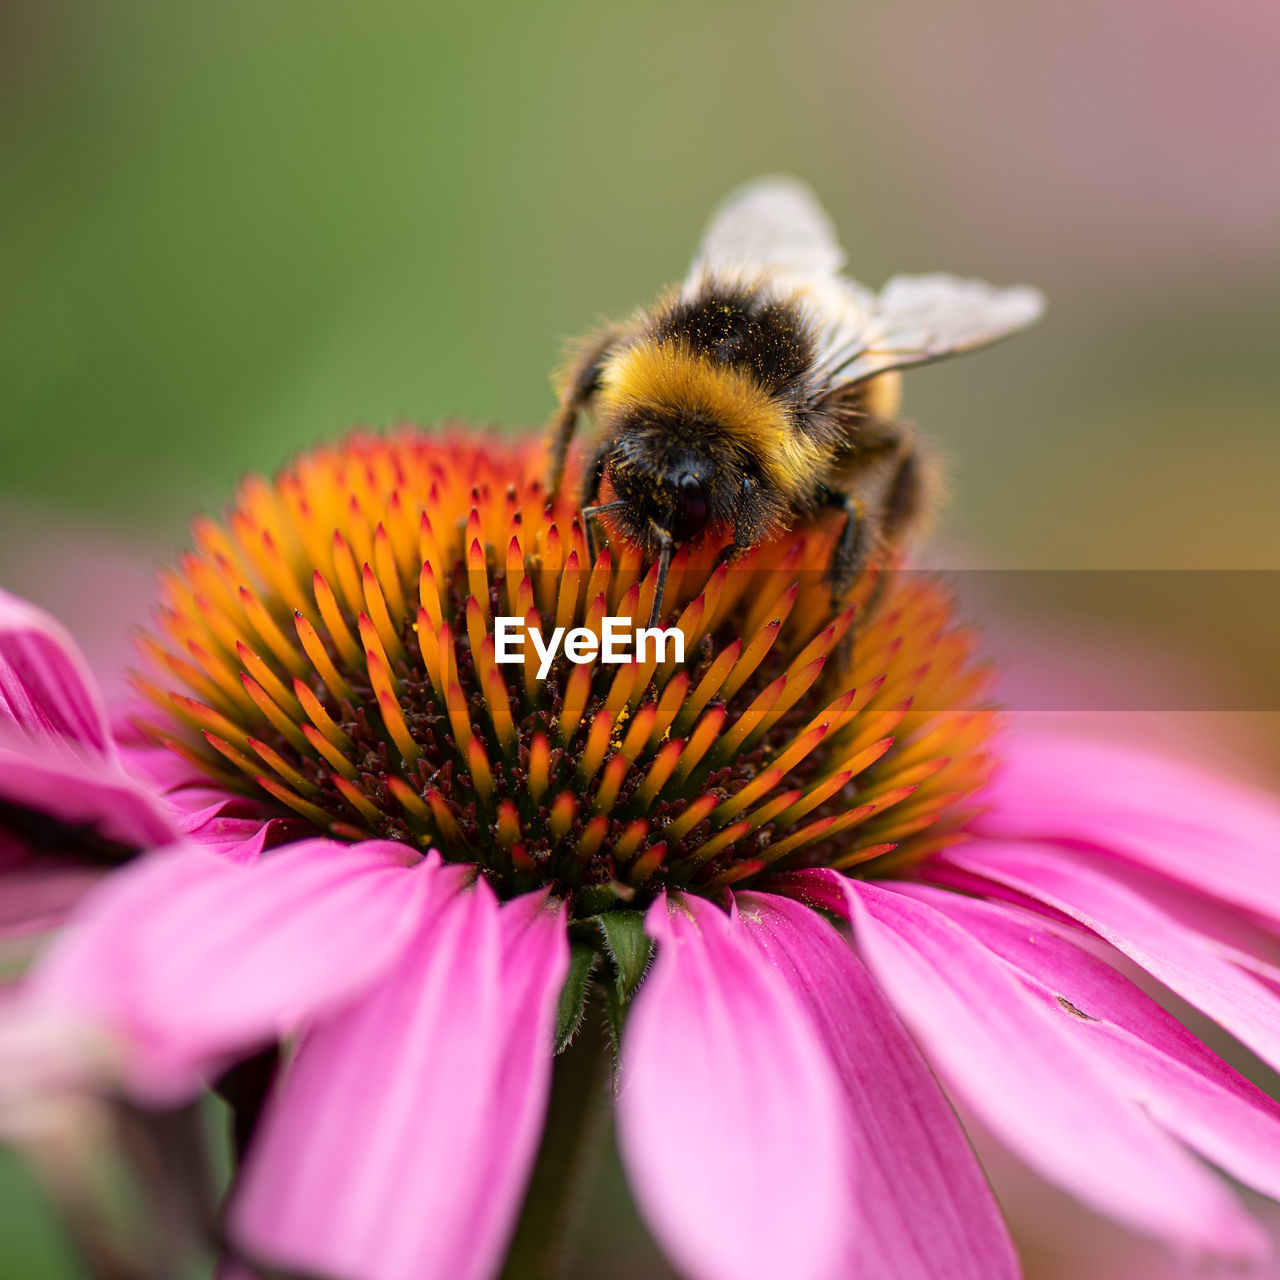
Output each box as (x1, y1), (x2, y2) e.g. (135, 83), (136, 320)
(547, 177), (1044, 625)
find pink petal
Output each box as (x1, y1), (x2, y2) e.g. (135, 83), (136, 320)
(169, 795), (308, 865)
(975, 730), (1280, 928)
(945, 841), (1280, 1075)
(794, 871), (1265, 1263)
(916, 853), (1280, 984)
(33, 839), (439, 1101)
(616, 893), (853, 1280)
(0, 738), (179, 851)
(907, 885), (1280, 1205)
(116, 738), (302, 863)
(0, 588), (112, 756)
(117, 731), (216, 793)
(1082, 857), (1280, 986)
(0, 858), (106, 940)
(734, 890), (1018, 1280)
(230, 882), (568, 1280)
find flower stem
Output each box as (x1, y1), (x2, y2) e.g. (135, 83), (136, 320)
(498, 1010), (612, 1280)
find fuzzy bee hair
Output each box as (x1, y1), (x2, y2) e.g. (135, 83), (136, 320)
(546, 178), (1043, 625)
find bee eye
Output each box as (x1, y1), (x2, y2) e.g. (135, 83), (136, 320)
(672, 473), (709, 540)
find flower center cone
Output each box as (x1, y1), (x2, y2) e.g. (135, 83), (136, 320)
(133, 427), (995, 910)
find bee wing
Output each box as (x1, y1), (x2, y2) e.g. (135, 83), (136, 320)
(691, 176), (847, 279)
(816, 273), (1046, 388)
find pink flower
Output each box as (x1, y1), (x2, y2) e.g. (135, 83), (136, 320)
(6, 429), (1280, 1280)
(0, 588), (178, 947)
(0, 584), (308, 952)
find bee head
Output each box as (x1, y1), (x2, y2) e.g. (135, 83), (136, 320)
(603, 413), (742, 552)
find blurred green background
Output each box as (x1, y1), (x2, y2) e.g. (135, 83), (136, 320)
(2, 0), (1279, 1276)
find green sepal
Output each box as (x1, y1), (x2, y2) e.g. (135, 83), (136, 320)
(593, 909), (652, 999)
(574, 880), (636, 915)
(600, 980), (627, 1073)
(554, 942), (598, 1054)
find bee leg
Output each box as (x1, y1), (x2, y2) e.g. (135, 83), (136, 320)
(581, 445), (628, 568)
(647, 530), (674, 629)
(582, 513), (599, 568)
(547, 332), (619, 495)
(882, 441), (924, 544)
(712, 474), (762, 570)
(582, 502), (627, 568)
(819, 488), (872, 678)
(578, 441), (616, 567)
(580, 441), (609, 511)
(824, 489), (872, 604)
(712, 542), (749, 572)
(855, 436), (925, 622)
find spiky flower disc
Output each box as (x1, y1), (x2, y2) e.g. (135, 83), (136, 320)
(134, 428), (994, 909)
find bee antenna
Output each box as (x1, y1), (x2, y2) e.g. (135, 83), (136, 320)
(648, 538), (673, 629)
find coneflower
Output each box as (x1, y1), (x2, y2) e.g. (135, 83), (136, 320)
(0, 589), (178, 959)
(129, 427), (991, 903)
(4, 426), (1280, 1280)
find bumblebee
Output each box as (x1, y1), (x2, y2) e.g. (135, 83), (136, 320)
(547, 177), (1044, 625)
